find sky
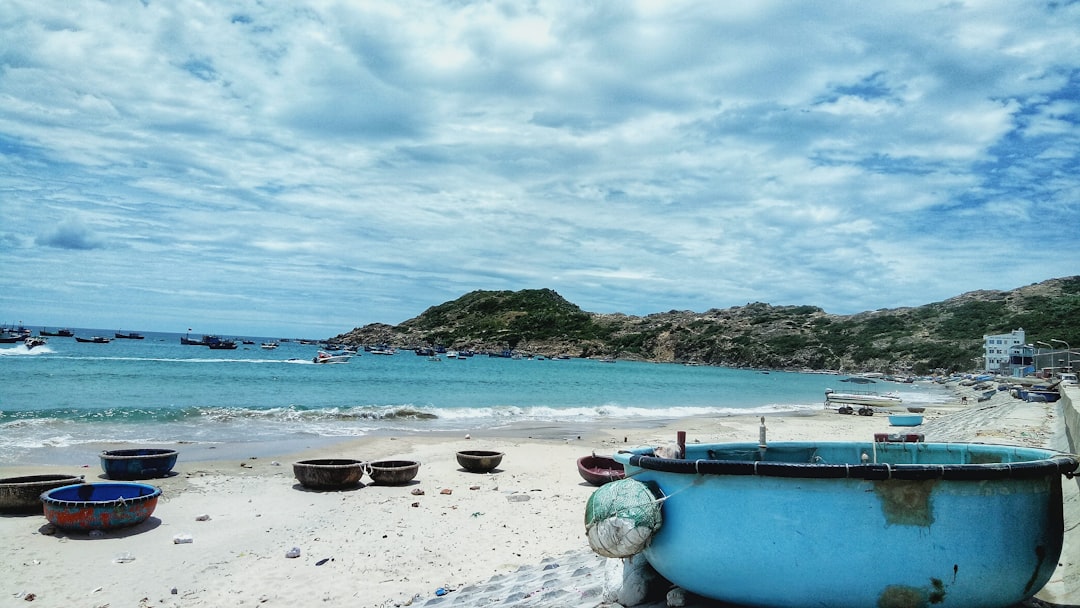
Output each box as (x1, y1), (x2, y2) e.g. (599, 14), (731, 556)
(2, 1), (1079, 339)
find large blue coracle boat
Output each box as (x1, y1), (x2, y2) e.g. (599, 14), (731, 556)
(613, 439), (1078, 608)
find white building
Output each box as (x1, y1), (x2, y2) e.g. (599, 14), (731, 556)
(982, 328), (1025, 373)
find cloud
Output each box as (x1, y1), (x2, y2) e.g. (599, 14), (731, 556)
(0, 1), (1077, 336)
(35, 219), (106, 250)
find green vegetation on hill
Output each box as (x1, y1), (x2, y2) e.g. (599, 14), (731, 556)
(397, 289), (610, 350)
(332, 276), (1080, 374)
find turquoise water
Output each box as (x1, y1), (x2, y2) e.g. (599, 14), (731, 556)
(1, 330), (949, 463)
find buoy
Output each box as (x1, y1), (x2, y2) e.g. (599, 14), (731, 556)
(584, 478), (662, 558)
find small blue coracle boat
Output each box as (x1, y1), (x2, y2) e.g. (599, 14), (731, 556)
(100, 448), (178, 479)
(41, 483), (161, 531)
(888, 413), (923, 426)
(609, 437), (1078, 608)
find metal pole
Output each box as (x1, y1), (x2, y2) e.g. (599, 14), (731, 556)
(1037, 341), (1053, 377)
(1051, 339), (1071, 373)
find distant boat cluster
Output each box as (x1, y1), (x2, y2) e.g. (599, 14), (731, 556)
(1, 324), (144, 346)
(4, 323), (584, 365)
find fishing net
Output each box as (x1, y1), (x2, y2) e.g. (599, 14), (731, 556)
(584, 478), (663, 558)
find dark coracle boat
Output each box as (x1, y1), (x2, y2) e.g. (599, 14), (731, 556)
(577, 453), (626, 486)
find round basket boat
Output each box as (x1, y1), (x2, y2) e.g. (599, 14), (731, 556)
(100, 448), (179, 480)
(456, 450), (504, 473)
(0, 474), (85, 513)
(367, 460), (420, 485)
(293, 459), (366, 490)
(577, 454), (626, 486)
(888, 414), (924, 427)
(41, 482), (161, 532)
(614, 440), (1080, 607)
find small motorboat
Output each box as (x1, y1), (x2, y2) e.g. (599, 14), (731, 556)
(260, 342), (279, 350)
(605, 435), (1078, 608)
(313, 350), (351, 364)
(577, 453), (626, 486)
(75, 336), (111, 343)
(825, 388), (903, 407)
(23, 336), (47, 349)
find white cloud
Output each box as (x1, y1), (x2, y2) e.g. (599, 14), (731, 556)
(0, 1), (1078, 336)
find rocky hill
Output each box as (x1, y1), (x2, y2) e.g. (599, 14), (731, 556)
(331, 277), (1080, 374)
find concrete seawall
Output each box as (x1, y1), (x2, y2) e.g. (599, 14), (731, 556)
(1042, 385), (1079, 606)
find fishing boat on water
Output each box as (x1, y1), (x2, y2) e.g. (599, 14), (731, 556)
(206, 337), (238, 350)
(75, 336), (111, 344)
(592, 428), (1077, 608)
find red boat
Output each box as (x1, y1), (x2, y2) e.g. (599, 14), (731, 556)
(577, 453), (626, 486)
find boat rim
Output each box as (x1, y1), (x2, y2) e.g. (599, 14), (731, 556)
(617, 441), (1079, 481)
(100, 448), (178, 459)
(40, 482), (162, 507)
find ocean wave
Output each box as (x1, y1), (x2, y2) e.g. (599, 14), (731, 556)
(20, 355), (314, 364)
(0, 345), (54, 356)
(1, 401), (824, 427)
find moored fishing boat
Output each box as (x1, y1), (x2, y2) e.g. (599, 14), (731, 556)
(604, 434), (1078, 608)
(204, 335), (238, 349)
(74, 335), (111, 343)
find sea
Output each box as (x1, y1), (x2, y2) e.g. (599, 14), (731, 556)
(1, 329), (952, 465)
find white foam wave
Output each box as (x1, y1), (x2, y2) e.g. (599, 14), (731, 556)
(0, 345), (54, 356)
(432, 402), (821, 422)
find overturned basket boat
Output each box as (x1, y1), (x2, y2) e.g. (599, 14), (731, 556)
(577, 454), (626, 486)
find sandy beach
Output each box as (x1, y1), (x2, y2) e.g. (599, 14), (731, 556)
(3, 383), (1076, 608)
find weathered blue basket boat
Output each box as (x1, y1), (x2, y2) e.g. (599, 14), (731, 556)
(100, 448), (178, 479)
(613, 440), (1078, 608)
(41, 482), (161, 532)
